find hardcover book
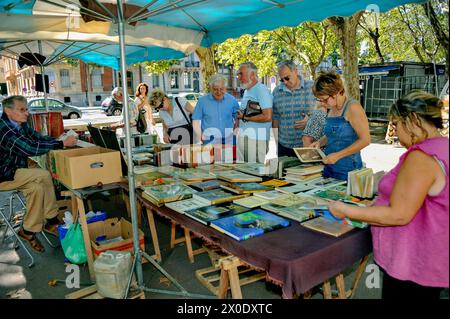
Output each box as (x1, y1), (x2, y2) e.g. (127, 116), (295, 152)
(142, 184), (196, 206)
(184, 203), (250, 225)
(259, 179), (290, 187)
(134, 171), (171, 188)
(210, 209), (291, 241)
(193, 189), (248, 205)
(189, 179), (224, 192)
(216, 170), (263, 183)
(253, 190), (285, 200)
(293, 148), (326, 163)
(275, 183), (315, 194)
(232, 196), (270, 208)
(301, 217), (355, 237)
(305, 177), (347, 189)
(220, 182), (273, 194)
(165, 197), (210, 214)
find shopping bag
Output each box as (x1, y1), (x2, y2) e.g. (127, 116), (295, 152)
(61, 223), (87, 264)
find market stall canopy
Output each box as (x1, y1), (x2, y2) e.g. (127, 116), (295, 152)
(0, 0), (425, 51)
(0, 39), (185, 69)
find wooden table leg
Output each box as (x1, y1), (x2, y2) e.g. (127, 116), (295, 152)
(322, 280), (332, 299)
(346, 255), (370, 299)
(336, 274), (347, 299)
(145, 207), (161, 262)
(217, 268), (230, 299)
(184, 227), (194, 263)
(76, 197), (95, 282)
(221, 257), (243, 299)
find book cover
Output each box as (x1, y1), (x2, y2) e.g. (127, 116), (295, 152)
(301, 216), (355, 237)
(184, 203), (250, 225)
(306, 177), (347, 189)
(134, 171), (171, 187)
(189, 179), (223, 191)
(193, 189), (248, 205)
(260, 179), (290, 187)
(253, 190), (284, 200)
(216, 170), (263, 183)
(142, 184), (195, 206)
(165, 197), (210, 214)
(210, 209), (291, 241)
(293, 148), (326, 163)
(232, 196), (270, 208)
(276, 207), (318, 223)
(276, 183), (315, 194)
(220, 182), (273, 194)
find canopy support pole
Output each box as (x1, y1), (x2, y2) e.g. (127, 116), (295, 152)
(38, 40), (49, 112)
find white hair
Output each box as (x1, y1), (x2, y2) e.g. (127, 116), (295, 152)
(208, 74), (228, 87)
(239, 62), (258, 77)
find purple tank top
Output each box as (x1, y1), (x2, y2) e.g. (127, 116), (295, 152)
(372, 137), (449, 287)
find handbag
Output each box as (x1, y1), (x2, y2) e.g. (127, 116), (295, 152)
(136, 108), (147, 133)
(61, 223), (87, 264)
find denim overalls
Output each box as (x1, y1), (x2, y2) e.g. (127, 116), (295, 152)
(323, 99), (363, 180)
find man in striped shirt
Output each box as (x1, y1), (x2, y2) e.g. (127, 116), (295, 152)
(272, 61), (317, 157)
(0, 95), (77, 252)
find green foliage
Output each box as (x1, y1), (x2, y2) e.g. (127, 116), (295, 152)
(143, 60), (178, 75)
(359, 1), (448, 64)
(216, 31), (278, 77)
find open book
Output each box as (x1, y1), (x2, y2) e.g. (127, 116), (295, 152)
(293, 147), (326, 163)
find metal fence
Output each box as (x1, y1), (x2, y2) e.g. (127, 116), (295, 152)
(361, 75), (448, 120)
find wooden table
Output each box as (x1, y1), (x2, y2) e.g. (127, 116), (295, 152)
(127, 184), (372, 299)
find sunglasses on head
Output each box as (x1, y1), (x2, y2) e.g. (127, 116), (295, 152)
(154, 100), (164, 111)
(280, 76), (290, 83)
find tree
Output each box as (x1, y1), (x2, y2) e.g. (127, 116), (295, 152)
(216, 32), (277, 78)
(358, 13), (384, 64)
(329, 12), (364, 100)
(195, 46), (218, 92)
(272, 21), (337, 79)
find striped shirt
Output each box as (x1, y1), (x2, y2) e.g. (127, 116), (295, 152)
(272, 77), (316, 148)
(0, 112), (63, 182)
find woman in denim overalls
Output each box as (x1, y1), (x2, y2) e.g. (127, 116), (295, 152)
(310, 72), (370, 180)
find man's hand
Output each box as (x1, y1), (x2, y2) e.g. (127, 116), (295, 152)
(163, 134), (170, 144)
(294, 113), (309, 129)
(63, 135), (77, 147)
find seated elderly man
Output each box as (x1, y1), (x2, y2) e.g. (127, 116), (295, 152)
(192, 74), (239, 145)
(0, 95), (77, 252)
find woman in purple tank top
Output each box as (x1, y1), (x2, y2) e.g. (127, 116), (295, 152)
(329, 90), (449, 299)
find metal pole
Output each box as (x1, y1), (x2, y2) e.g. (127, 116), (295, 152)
(85, 63), (93, 107)
(37, 40), (48, 112)
(117, 0), (144, 286)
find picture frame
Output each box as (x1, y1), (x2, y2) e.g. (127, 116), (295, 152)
(293, 147), (327, 163)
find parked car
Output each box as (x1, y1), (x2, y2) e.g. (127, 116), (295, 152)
(27, 98), (82, 119)
(101, 95), (135, 116)
(173, 92), (203, 107)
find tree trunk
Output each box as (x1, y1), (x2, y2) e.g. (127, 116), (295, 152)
(422, 1), (449, 75)
(329, 12), (363, 101)
(195, 46), (217, 93)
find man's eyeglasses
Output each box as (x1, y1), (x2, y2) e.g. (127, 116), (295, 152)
(280, 76), (290, 83)
(315, 96), (331, 104)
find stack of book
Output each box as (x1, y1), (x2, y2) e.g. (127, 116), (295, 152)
(220, 182), (273, 194)
(142, 184), (196, 206)
(174, 168), (216, 183)
(284, 164), (324, 183)
(210, 209), (291, 241)
(305, 177), (347, 189)
(189, 179), (224, 192)
(261, 203), (318, 223)
(234, 162), (275, 177)
(165, 197), (210, 214)
(232, 196), (270, 208)
(134, 170), (173, 188)
(193, 189), (248, 205)
(275, 183), (315, 194)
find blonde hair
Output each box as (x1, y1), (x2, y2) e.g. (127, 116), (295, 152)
(390, 90), (446, 140)
(148, 88), (167, 108)
(312, 71), (345, 97)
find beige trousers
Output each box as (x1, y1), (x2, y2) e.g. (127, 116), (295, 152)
(0, 168), (59, 232)
(237, 135), (269, 164)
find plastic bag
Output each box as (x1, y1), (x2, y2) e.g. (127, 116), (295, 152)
(61, 223), (87, 264)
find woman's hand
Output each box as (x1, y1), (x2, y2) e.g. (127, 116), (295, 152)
(309, 141), (321, 149)
(323, 152), (340, 164)
(328, 201), (348, 219)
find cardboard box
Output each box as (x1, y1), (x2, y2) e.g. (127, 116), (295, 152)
(87, 218), (145, 258)
(53, 146), (122, 189)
